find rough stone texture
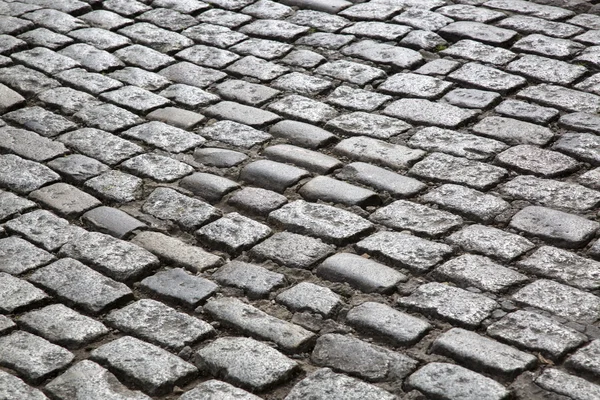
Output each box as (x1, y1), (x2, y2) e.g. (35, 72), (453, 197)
(488, 310), (587, 359)
(276, 282), (341, 317)
(356, 231), (452, 272)
(383, 98), (478, 129)
(566, 339), (600, 378)
(29, 183), (100, 217)
(0, 331), (73, 383)
(509, 206), (599, 248)
(143, 187), (220, 230)
(179, 380), (260, 400)
(400, 282), (498, 328)
(91, 336), (197, 396)
(250, 231), (334, 269)
(496, 144), (579, 178)
(447, 224), (535, 261)
(336, 162), (426, 198)
(106, 299), (214, 350)
(0, 236), (54, 275)
(285, 368), (395, 400)
(535, 369), (600, 399)
(0, 369), (48, 400)
(82, 206), (147, 239)
(0, 155), (60, 194)
(407, 362), (511, 400)
(0, 272), (48, 312)
(472, 116), (554, 145)
(334, 136), (425, 167)
(317, 252), (407, 294)
(197, 212), (271, 254)
(423, 184), (509, 222)
(139, 268), (218, 308)
(212, 261), (285, 298)
(45, 360), (151, 400)
(196, 337), (297, 391)
(346, 301), (431, 346)
(204, 297), (314, 352)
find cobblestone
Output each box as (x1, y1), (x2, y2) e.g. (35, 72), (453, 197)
(472, 116), (554, 145)
(200, 120), (271, 149)
(197, 212), (271, 254)
(0, 236), (53, 275)
(84, 170), (142, 203)
(250, 231), (334, 269)
(228, 187), (286, 216)
(383, 98), (478, 128)
(180, 173), (240, 202)
(0, 370), (47, 400)
(212, 261), (285, 298)
(409, 127), (507, 160)
(276, 282), (340, 317)
(139, 268), (217, 308)
(82, 206), (146, 239)
(447, 224), (535, 261)
(0, 272), (48, 312)
(5, 210), (85, 251)
(334, 136), (424, 167)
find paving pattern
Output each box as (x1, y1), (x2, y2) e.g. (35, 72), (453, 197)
(1, 0), (600, 398)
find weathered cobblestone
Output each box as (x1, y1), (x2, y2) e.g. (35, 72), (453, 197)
(447, 224), (535, 261)
(5, 210), (85, 251)
(139, 268), (217, 308)
(383, 98), (478, 128)
(518, 84), (600, 113)
(276, 282), (340, 317)
(334, 136), (425, 167)
(0, 236), (53, 275)
(212, 261), (285, 298)
(228, 187), (287, 216)
(180, 172), (240, 202)
(197, 212), (271, 254)
(423, 184), (509, 222)
(472, 116), (554, 145)
(0, 272), (48, 312)
(250, 231), (334, 269)
(200, 120), (271, 149)
(0, 370), (47, 400)
(409, 127), (507, 160)
(194, 148), (248, 167)
(300, 176), (380, 207)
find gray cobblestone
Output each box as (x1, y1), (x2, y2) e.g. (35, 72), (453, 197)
(485, 0), (574, 20)
(180, 173), (240, 203)
(334, 136), (424, 168)
(79, 10), (132, 30)
(326, 87), (391, 112)
(441, 39), (516, 66)
(409, 127), (507, 160)
(239, 19), (309, 40)
(510, 205), (598, 248)
(472, 116), (554, 145)
(276, 282), (340, 317)
(204, 297), (314, 352)
(17, 28), (73, 50)
(434, 254), (528, 293)
(264, 144), (341, 174)
(232, 38), (293, 59)
(82, 206), (146, 239)
(449, 62), (527, 93)
(242, 0), (293, 19)
(0, 331), (73, 383)
(20, 304), (108, 349)
(443, 88), (501, 109)
(337, 162), (425, 198)
(553, 132), (600, 166)
(38, 87), (102, 115)
(29, 182), (100, 217)
(280, 49), (324, 68)
(118, 22), (193, 53)
(198, 9), (251, 28)
(536, 368), (600, 399)
(300, 176), (380, 207)
(508, 54), (586, 85)
(439, 21), (517, 45)
(0, 127), (67, 162)
(147, 107), (203, 130)
(45, 360), (151, 400)
(566, 339), (600, 378)
(196, 336), (297, 391)
(12, 47), (80, 75)
(91, 336), (197, 395)
(400, 282), (498, 328)
(317, 252), (407, 294)
(268, 95), (337, 124)
(59, 128), (142, 165)
(512, 279), (600, 322)
(356, 231), (452, 272)
(159, 62), (226, 88)
(49, 154), (108, 183)
(423, 184), (509, 222)
(346, 301), (431, 346)
(269, 120), (336, 149)
(3, 106), (76, 137)
(0, 370), (47, 400)
(240, 160), (309, 193)
(84, 170), (142, 203)
(0, 65), (60, 97)
(200, 120), (271, 149)
(227, 187), (287, 215)
(74, 103), (142, 132)
(250, 231), (334, 269)
(268, 200), (374, 245)
(183, 24), (247, 48)
(0, 236), (53, 275)
(518, 83), (600, 113)
(204, 101), (280, 127)
(497, 15), (582, 38)
(580, 167), (600, 190)
(447, 224), (535, 261)
(212, 261), (285, 298)
(139, 268), (218, 308)
(512, 33), (584, 59)
(342, 39), (423, 68)
(214, 79), (279, 106)
(197, 212), (271, 254)
(114, 44), (175, 71)
(285, 368), (395, 400)
(315, 59), (385, 85)
(341, 21), (411, 40)
(5, 210), (85, 251)
(295, 32), (355, 50)
(407, 362), (510, 400)
(384, 98), (478, 128)
(0, 272), (48, 312)
(121, 153), (194, 182)
(488, 310), (586, 359)
(160, 84), (219, 107)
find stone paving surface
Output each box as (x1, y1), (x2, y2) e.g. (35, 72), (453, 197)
(1, 0), (600, 398)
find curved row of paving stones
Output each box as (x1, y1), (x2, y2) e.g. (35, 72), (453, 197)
(1, 0), (600, 398)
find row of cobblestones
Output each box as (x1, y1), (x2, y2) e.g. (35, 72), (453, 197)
(1, 0), (600, 399)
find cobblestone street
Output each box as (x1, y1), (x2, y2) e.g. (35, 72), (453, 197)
(1, 0), (600, 398)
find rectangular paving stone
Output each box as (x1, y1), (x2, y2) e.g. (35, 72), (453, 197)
(197, 212), (271, 254)
(509, 206), (599, 248)
(56, 68), (124, 96)
(0, 272), (48, 313)
(299, 176), (380, 207)
(59, 128), (142, 166)
(356, 231), (452, 273)
(227, 187), (286, 216)
(383, 98), (478, 128)
(268, 118), (337, 148)
(29, 258), (132, 314)
(0, 155), (60, 194)
(432, 328), (536, 379)
(409, 127), (507, 161)
(0, 190), (36, 222)
(342, 39), (423, 68)
(132, 231), (221, 273)
(326, 87), (391, 112)
(204, 297), (315, 352)
(484, 0), (574, 20)
(337, 162), (426, 198)
(566, 339), (600, 378)
(211, 261), (285, 299)
(409, 152), (507, 190)
(121, 153), (194, 182)
(0, 65), (60, 98)
(38, 86), (103, 115)
(122, 121), (204, 153)
(160, 83), (219, 107)
(328, 112), (411, 139)
(370, 200), (463, 237)
(204, 101), (280, 127)
(449, 62), (527, 93)
(139, 268), (217, 309)
(518, 84), (600, 113)
(84, 170), (141, 203)
(12, 47), (80, 75)
(200, 120), (271, 149)
(58, 43), (124, 73)
(508, 54), (586, 85)
(536, 368), (600, 400)
(226, 55), (288, 81)
(0, 369), (47, 400)
(45, 360), (151, 400)
(272, 72), (332, 95)
(264, 144), (342, 174)
(0, 236), (54, 275)
(29, 183), (100, 218)
(444, 88), (502, 109)
(553, 131), (600, 166)
(334, 136), (425, 169)
(311, 333), (417, 382)
(438, 21), (518, 45)
(100, 86), (170, 113)
(378, 72), (452, 99)
(518, 246), (600, 290)
(499, 175), (600, 212)
(433, 254), (528, 293)
(3, 106), (77, 137)
(285, 368), (395, 400)
(512, 279), (600, 322)
(512, 33), (583, 59)
(214, 79), (279, 106)
(441, 39), (516, 66)
(19, 304), (108, 349)
(407, 362), (510, 400)
(114, 44), (175, 71)
(268, 200), (374, 245)
(250, 231), (334, 269)
(159, 62), (226, 89)
(497, 15), (583, 38)
(60, 231), (158, 281)
(142, 187), (220, 230)
(268, 95), (337, 124)
(488, 310), (586, 360)
(180, 172), (240, 203)
(74, 103), (143, 132)
(183, 23), (247, 48)
(180, 380), (260, 400)
(346, 301), (431, 346)
(317, 252), (407, 294)
(0, 331), (73, 384)
(422, 183), (509, 223)
(399, 282), (498, 328)
(118, 22), (193, 53)
(196, 337), (297, 391)
(276, 282), (341, 317)
(91, 336), (197, 396)
(315, 59), (386, 85)
(472, 116), (554, 145)
(447, 224), (534, 261)
(107, 299), (214, 351)
(5, 210), (85, 251)
(81, 204), (144, 239)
